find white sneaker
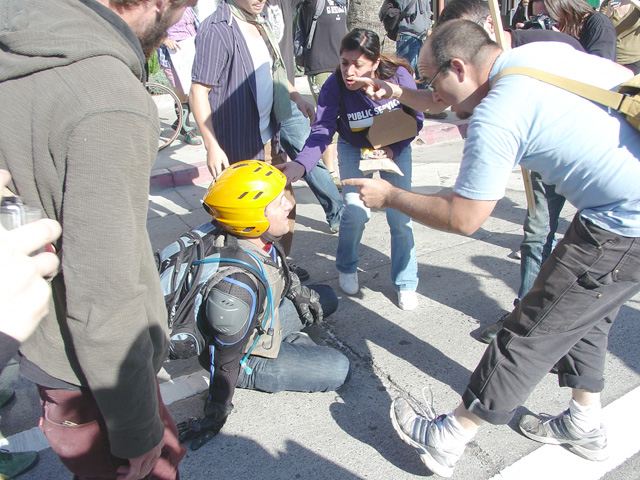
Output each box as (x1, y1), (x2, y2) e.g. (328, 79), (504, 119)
(391, 396), (464, 477)
(339, 272), (359, 295)
(398, 290), (418, 310)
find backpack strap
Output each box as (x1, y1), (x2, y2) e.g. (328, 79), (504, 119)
(401, 0), (419, 22)
(199, 231), (271, 331)
(305, 0), (326, 50)
(491, 66), (627, 112)
(169, 230), (206, 329)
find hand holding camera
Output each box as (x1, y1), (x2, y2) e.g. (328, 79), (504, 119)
(0, 169), (61, 343)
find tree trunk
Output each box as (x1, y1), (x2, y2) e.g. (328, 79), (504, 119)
(347, 0), (395, 52)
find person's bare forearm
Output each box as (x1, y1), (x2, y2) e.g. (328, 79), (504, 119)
(343, 178), (496, 235)
(190, 83), (220, 152)
(390, 84), (447, 113)
(386, 188), (455, 232)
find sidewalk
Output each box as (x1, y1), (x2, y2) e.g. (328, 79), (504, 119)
(149, 76), (468, 191)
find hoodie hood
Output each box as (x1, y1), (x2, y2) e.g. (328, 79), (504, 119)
(0, 0), (146, 82)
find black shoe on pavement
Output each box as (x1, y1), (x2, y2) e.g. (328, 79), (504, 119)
(479, 314), (508, 344)
(288, 261), (309, 281)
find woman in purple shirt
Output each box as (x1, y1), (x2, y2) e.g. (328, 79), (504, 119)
(294, 29), (423, 310)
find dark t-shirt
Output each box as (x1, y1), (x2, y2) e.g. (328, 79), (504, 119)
(510, 28), (585, 52)
(266, 0), (297, 83)
(300, 0), (348, 75)
(579, 12), (617, 60)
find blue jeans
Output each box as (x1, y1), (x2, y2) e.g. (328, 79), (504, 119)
(517, 171), (566, 302)
(237, 285), (350, 393)
(336, 140), (418, 291)
(396, 34), (426, 89)
(280, 101), (343, 230)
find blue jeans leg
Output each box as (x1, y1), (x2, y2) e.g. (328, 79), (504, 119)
(396, 34), (426, 89)
(280, 100), (343, 229)
(237, 288), (349, 393)
(336, 140), (418, 291)
(518, 171), (566, 301)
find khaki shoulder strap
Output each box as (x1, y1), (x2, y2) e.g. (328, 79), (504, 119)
(491, 66), (626, 112)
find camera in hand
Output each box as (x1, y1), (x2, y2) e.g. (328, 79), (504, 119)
(522, 14), (558, 30)
(1, 195), (42, 230)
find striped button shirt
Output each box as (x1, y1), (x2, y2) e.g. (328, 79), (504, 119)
(192, 1), (280, 163)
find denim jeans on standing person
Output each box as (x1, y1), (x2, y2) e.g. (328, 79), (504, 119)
(280, 100), (344, 231)
(336, 139), (418, 292)
(396, 34), (426, 89)
(517, 171), (566, 302)
(237, 285), (350, 393)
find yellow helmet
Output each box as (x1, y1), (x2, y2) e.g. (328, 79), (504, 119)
(202, 160), (286, 237)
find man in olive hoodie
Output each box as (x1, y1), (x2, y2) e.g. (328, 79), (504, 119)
(0, 0), (195, 478)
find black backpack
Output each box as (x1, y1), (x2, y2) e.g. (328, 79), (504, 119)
(379, 0), (418, 41)
(293, 0), (326, 68)
(157, 221), (269, 360)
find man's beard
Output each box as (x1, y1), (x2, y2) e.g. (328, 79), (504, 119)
(138, 6), (179, 60)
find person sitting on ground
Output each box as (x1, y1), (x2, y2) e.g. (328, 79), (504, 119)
(177, 161), (350, 450)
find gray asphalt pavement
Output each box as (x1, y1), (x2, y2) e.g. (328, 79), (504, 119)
(1, 79), (639, 479)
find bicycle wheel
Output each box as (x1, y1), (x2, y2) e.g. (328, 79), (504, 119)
(145, 82), (184, 151)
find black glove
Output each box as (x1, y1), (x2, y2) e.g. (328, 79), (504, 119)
(286, 275), (323, 326)
(177, 398), (233, 450)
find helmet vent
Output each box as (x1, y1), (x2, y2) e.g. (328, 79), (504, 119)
(253, 192), (264, 200)
(237, 192), (248, 199)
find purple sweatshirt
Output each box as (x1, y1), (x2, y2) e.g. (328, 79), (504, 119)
(295, 66), (424, 173)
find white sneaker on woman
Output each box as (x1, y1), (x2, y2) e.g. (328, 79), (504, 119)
(398, 290), (418, 310)
(339, 272), (359, 295)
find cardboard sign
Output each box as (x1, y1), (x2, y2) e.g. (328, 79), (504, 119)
(366, 107), (417, 148)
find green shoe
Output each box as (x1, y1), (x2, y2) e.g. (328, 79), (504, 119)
(0, 450), (38, 479)
(0, 389), (14, 409)
(183, 130), (202, 146)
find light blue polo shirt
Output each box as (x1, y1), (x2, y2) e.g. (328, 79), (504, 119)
(454, 42), (640, 237)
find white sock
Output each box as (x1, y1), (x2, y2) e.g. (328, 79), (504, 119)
(434, 412), (476, 452)
(569, 398), (602, 433)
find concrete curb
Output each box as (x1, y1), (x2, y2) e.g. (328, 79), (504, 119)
(149, 119), (469, 191)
